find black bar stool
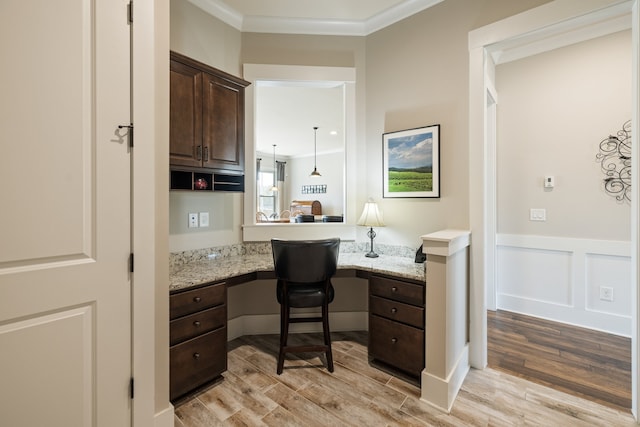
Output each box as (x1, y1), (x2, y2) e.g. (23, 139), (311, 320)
(271, 238), (340, 374)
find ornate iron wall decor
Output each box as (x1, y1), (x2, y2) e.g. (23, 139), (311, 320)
(596, 120), (631, 202)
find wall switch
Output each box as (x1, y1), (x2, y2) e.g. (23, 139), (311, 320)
(188, 213), (199, 228)
(529, 208), (546, 221)
(199, 212), (209, 227)
(600, 286), (614, 302)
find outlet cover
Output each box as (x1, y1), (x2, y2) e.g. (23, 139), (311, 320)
(599, 286), (614, 302)
(188, 213), (199, 228)
(199, 212), (209, 227)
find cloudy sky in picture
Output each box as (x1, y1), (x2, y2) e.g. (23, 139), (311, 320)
(388, 131), (433, 169)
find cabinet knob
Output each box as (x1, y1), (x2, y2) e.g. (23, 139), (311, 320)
(193, 352), (200, 360)
(391, 338), (397, 344)
(193, 321), (201, 327)
(193, 296), (202, 303)
(390, 307), (397, 314)
(391, 286), (397, 292)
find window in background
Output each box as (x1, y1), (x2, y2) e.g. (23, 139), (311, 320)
(258, 171), (276, 217)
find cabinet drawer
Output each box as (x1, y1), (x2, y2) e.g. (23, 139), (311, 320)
(170, 305), (226, 346)
(170, 327), (227, 401)
(369, 315), (424, 377)
(370, 275), (424, 306)
(170, 282), (225, 319)
(369, 295), (424, 329)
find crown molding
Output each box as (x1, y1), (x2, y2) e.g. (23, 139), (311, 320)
(486, 1), (632, 65)
(188, 0), (444, 36)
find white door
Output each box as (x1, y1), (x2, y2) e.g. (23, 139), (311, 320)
(0, 1), (132, 426)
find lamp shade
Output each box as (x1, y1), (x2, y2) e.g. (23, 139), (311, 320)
(357, 200), (385, 227)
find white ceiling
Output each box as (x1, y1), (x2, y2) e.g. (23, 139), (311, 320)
(256, 83), (344, 158)
(188, 0), (444, 36)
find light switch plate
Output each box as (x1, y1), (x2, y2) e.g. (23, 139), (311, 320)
(530, 208), (546, 221)
(199, 212), (209, 227)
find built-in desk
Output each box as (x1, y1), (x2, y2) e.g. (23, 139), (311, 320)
(169, 231), (470, 411)
(169, 250), (425, 401)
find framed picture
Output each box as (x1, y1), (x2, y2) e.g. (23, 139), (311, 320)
(383, 124), (440, 198)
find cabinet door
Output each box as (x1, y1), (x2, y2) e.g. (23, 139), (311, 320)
(170, 60), (202, 167)
(202, 72), (245, 172)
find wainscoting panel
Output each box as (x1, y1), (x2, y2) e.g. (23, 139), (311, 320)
(496, 234), (631, 336)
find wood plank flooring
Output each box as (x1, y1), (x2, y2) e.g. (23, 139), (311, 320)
(487, 309), (632, 412)
(174, 330), (635, 426)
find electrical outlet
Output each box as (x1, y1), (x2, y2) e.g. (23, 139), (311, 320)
(199, 212), (209, 227)
(188, 213), (199, 228)
(599, 286), (614, 302)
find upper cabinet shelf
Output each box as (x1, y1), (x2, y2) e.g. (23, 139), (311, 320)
(170, 51), (250, 191)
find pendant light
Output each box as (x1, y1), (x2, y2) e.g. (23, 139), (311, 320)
(271, 144), (278, 192)
(309, 126), (321, 177)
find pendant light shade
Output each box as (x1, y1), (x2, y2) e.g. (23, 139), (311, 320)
(310, 126), (321, 177)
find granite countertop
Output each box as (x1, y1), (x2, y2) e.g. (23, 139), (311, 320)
(170, 252), (425, 291)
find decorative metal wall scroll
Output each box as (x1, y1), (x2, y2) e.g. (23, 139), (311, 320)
(301, 184), (326, 194)
(596, 120), (631, 202)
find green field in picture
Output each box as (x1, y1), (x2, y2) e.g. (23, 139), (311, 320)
(388, 169), (432, 192)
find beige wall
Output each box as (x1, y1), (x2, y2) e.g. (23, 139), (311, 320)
(496, 30), (631, 240)
(364, 0), (552, 247)
(170, 0), (242, 75)
(170, 0), (553, 251)
(170, 0), (245, 251)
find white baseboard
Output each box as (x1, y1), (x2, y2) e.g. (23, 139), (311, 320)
(421, 344), (469, 413)
(154, 405), (174, 427)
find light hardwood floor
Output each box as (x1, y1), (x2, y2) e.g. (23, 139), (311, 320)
(173, 331), (635, 426)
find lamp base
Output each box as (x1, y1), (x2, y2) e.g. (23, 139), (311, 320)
(364, 227), (379, 258)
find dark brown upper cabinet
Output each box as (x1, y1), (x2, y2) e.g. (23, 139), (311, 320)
(170, 51), (250, 175)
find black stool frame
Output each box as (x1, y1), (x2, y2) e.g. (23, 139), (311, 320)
(271, 238), (340, 375)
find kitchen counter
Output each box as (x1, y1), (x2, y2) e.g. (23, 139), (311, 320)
(170, 251), (425, 292)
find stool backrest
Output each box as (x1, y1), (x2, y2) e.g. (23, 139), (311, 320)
(271, 238), (340, 284)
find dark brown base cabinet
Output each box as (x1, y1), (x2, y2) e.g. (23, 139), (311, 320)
(368, 274), (425, 378)
(170, 282), (227, 402)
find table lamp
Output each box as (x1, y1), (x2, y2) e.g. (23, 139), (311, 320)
(357, 199), (385, 258)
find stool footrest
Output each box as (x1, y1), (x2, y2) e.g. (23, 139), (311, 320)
(283, 344), (330, 354)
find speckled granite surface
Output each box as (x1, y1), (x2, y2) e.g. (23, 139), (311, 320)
(169, 243), (425, 291)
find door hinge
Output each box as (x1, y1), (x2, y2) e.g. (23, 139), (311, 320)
(129, 253), (134, 273)
(127, 2), (133, 24)
(118, 123), (133, 147)
(129, 377), (134, 399)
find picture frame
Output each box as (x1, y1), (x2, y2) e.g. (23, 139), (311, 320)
(383, 124), (440, 198)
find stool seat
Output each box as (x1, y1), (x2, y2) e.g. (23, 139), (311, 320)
(271, 238), (340, 375)
(276, 282), (335, 307)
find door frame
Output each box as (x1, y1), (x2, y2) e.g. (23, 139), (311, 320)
(468, 0), (639, 419)
(130, 0), (172, 425)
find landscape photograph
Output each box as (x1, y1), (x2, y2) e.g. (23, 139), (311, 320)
(383, 125), (439, 198)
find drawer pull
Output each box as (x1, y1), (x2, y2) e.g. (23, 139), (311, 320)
(390, 307), (397, 314)
(391, 338), (397, 344)
(193, 352), (200, 360)
(391, 286), (398, 292)
(193, 296), (202, 303)
(193, 321), (201, 327)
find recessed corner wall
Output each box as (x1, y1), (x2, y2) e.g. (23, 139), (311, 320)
(495, 30), (632, 336)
